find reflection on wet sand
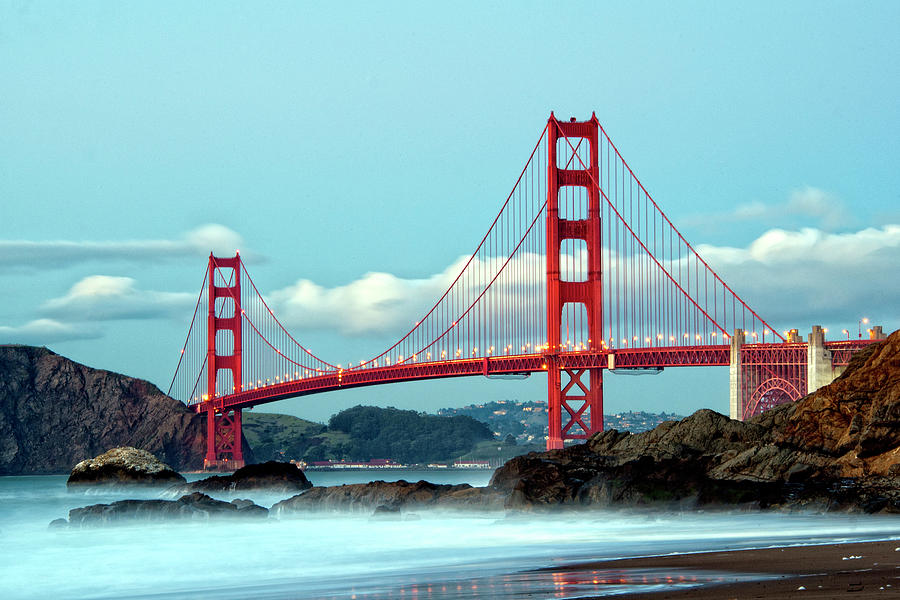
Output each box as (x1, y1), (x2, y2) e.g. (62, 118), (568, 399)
(329, 567), (775, 599)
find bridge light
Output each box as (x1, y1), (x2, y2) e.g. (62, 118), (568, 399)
(426, 353), (431, 360)
(645, 337), (650, 344)
(670, 336), (675, 342)
(696, 334), (701, 340)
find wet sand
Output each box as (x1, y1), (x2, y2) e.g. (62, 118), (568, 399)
(567, 539), (900, 599)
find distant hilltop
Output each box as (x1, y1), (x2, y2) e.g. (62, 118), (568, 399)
(438, 400), (684, 444)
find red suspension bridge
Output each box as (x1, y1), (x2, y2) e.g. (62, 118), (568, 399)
(168, 114), (882, 469)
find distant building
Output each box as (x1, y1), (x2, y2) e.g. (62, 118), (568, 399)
(452, 459), (492, 469)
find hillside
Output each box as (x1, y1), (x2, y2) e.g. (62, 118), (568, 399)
(245, 406), (495, 464)
(439, 400), (684, 443)
(242, 412), (332, 462)
(0, 345), (212, 474)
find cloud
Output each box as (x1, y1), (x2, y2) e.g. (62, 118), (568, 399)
(41, 276), (195, 321)
(697, 224), (900, 326)
(785, 187), (850, 230)
(683, 186), (853, 231)
(0, 319), (101, 345)
(0, 224), (248, 271)
(268, 256), (471, 336)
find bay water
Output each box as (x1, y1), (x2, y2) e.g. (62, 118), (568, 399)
(1, 470), (899, 599)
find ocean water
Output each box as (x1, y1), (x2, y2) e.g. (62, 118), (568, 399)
(1, 471), (899, 599)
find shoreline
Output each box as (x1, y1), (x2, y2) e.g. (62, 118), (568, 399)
(555, 539), (900, 599)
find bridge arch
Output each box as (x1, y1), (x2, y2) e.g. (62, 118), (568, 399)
(746, 377), (802, 419)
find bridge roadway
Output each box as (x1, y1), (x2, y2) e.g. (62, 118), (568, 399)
(198, 344), (735, 413)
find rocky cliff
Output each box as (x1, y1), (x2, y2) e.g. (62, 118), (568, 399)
(0, 345), (210, 474)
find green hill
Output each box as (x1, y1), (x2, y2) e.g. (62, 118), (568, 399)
(242, 406), (494, 464)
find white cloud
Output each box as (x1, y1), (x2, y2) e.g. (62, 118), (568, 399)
(0, 224), (248, 270)
(683, 186), (853, 231)
(0, 319), (101, 345)
(786, 187), (850, 230)
(41, 276), (195, 321)
(268, 257), (471, 336)
(697, 225), (900, 325)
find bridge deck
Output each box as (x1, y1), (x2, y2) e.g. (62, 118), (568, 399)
(199, 344), (735, 412)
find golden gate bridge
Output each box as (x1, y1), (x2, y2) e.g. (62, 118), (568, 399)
(168, 114), (882, 469)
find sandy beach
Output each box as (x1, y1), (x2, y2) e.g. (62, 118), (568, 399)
(562, 539), (900, 599)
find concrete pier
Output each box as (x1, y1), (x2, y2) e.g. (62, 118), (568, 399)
(807, 325), (833, 394)
(728, 329), (745, 420)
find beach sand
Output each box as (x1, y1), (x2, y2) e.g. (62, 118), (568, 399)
(566, 539), (900, 599)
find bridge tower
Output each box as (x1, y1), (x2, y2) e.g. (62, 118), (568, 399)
(204, 252), (245, 470)
(545, 114), (603, 449)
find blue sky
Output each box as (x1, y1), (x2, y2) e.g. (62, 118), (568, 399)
(2, 2), (899, 422)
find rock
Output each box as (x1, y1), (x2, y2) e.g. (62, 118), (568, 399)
(169, 461), (312, 495)
(67, 447), (186, 487)
(272, 479), (504, 515)
(0, 345), (253, 474)
(371, 504), (401, 520)
(48, 518), (68, 530)
(62, 492), (268, 526)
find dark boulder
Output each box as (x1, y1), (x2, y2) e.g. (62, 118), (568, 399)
(273, 479), (504, 515)
(67, 447), (186, 488)
(169, 461), (312, 495)
(60, 492), (267, 527)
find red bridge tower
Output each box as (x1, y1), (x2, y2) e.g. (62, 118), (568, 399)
(546, 114), (603, 449)
(205, 253), (245, 469)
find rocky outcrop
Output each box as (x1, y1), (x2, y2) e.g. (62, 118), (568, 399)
(169, 461), (312, 495)
(272, 479), (504, 516)
(489, 330), (900, 512)
(67, 447), (186, 487)
(55, 492), (267, 527)
(0, 345), (252, 474)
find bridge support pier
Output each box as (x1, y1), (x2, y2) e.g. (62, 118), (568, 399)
(807, 325), (834, 394)
(204, 408), (244, 471)
(728, 329), (745, 420)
